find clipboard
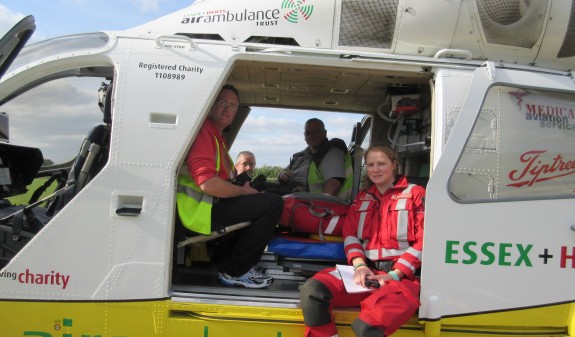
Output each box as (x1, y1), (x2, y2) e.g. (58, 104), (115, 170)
(336, 264), (374, 293)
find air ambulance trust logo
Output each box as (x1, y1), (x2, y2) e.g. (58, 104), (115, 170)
(181, 0), (318, 26)
(282, 0), (314, 23)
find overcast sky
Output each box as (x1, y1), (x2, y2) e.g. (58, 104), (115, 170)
(0, 1), (365, 167)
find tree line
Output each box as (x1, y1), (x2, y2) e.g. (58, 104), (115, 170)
(253, 165), (283, 182)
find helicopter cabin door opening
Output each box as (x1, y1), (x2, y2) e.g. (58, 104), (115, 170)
(170, 57), (433, 302)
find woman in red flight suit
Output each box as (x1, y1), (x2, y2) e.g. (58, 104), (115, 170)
(299, 145), (425, 337)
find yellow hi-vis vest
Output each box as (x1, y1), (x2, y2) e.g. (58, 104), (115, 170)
(176, 136), (232, 235)
(308, 149), (353, 202)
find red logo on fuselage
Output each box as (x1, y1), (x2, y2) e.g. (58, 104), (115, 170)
(508, 150), (575, 187)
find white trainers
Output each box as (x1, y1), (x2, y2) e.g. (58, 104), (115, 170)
(218, 267), (273, 288)
(246, 266), (272, 282)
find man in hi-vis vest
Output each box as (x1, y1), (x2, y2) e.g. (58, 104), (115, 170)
(277, 118), (353, 201)
(177, 84), (283, 289)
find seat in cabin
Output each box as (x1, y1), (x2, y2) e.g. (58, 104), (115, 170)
(46, 81), (113, 217)
(176, 220), (251, 248)
(349, 115), (372, 200)
(173, 184), (252, 265)
(174, 215), (251, 265)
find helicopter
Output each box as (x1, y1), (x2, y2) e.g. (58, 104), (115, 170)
(0, 0), (574, 336)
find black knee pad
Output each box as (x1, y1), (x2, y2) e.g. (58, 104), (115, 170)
(300, 278), (334, 326)
(351, 318), (385, 337)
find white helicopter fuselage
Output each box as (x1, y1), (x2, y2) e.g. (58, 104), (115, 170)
(0, 1), (574, 336)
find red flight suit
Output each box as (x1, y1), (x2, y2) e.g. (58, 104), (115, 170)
(301, 176), (425, 337)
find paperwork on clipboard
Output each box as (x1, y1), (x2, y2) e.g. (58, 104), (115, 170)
(336, 264), (374, 293)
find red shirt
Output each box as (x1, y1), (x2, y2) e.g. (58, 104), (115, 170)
(186, 119), (234, 186)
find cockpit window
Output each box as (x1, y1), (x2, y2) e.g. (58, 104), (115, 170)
(2, 76), (105, 165)
(6, 33), (110, 74)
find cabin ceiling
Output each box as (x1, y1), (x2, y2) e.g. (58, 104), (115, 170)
(228, 60), (432, 115)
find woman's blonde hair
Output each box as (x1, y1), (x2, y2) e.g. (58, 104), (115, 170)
(361, 145), (399, 189)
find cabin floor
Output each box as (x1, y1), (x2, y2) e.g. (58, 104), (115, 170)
(171, 247), (343, 302)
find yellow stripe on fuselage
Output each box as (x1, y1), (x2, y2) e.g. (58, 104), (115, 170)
(0, 300), (570, 337)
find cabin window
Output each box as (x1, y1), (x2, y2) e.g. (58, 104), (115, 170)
(449, 85), (575, 202)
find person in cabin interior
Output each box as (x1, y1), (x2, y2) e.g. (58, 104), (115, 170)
(234, 151), (256, 176)
(176, 84), (283, 289)
(299, 145), (426, 337)
(276, 118), (353, 200)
